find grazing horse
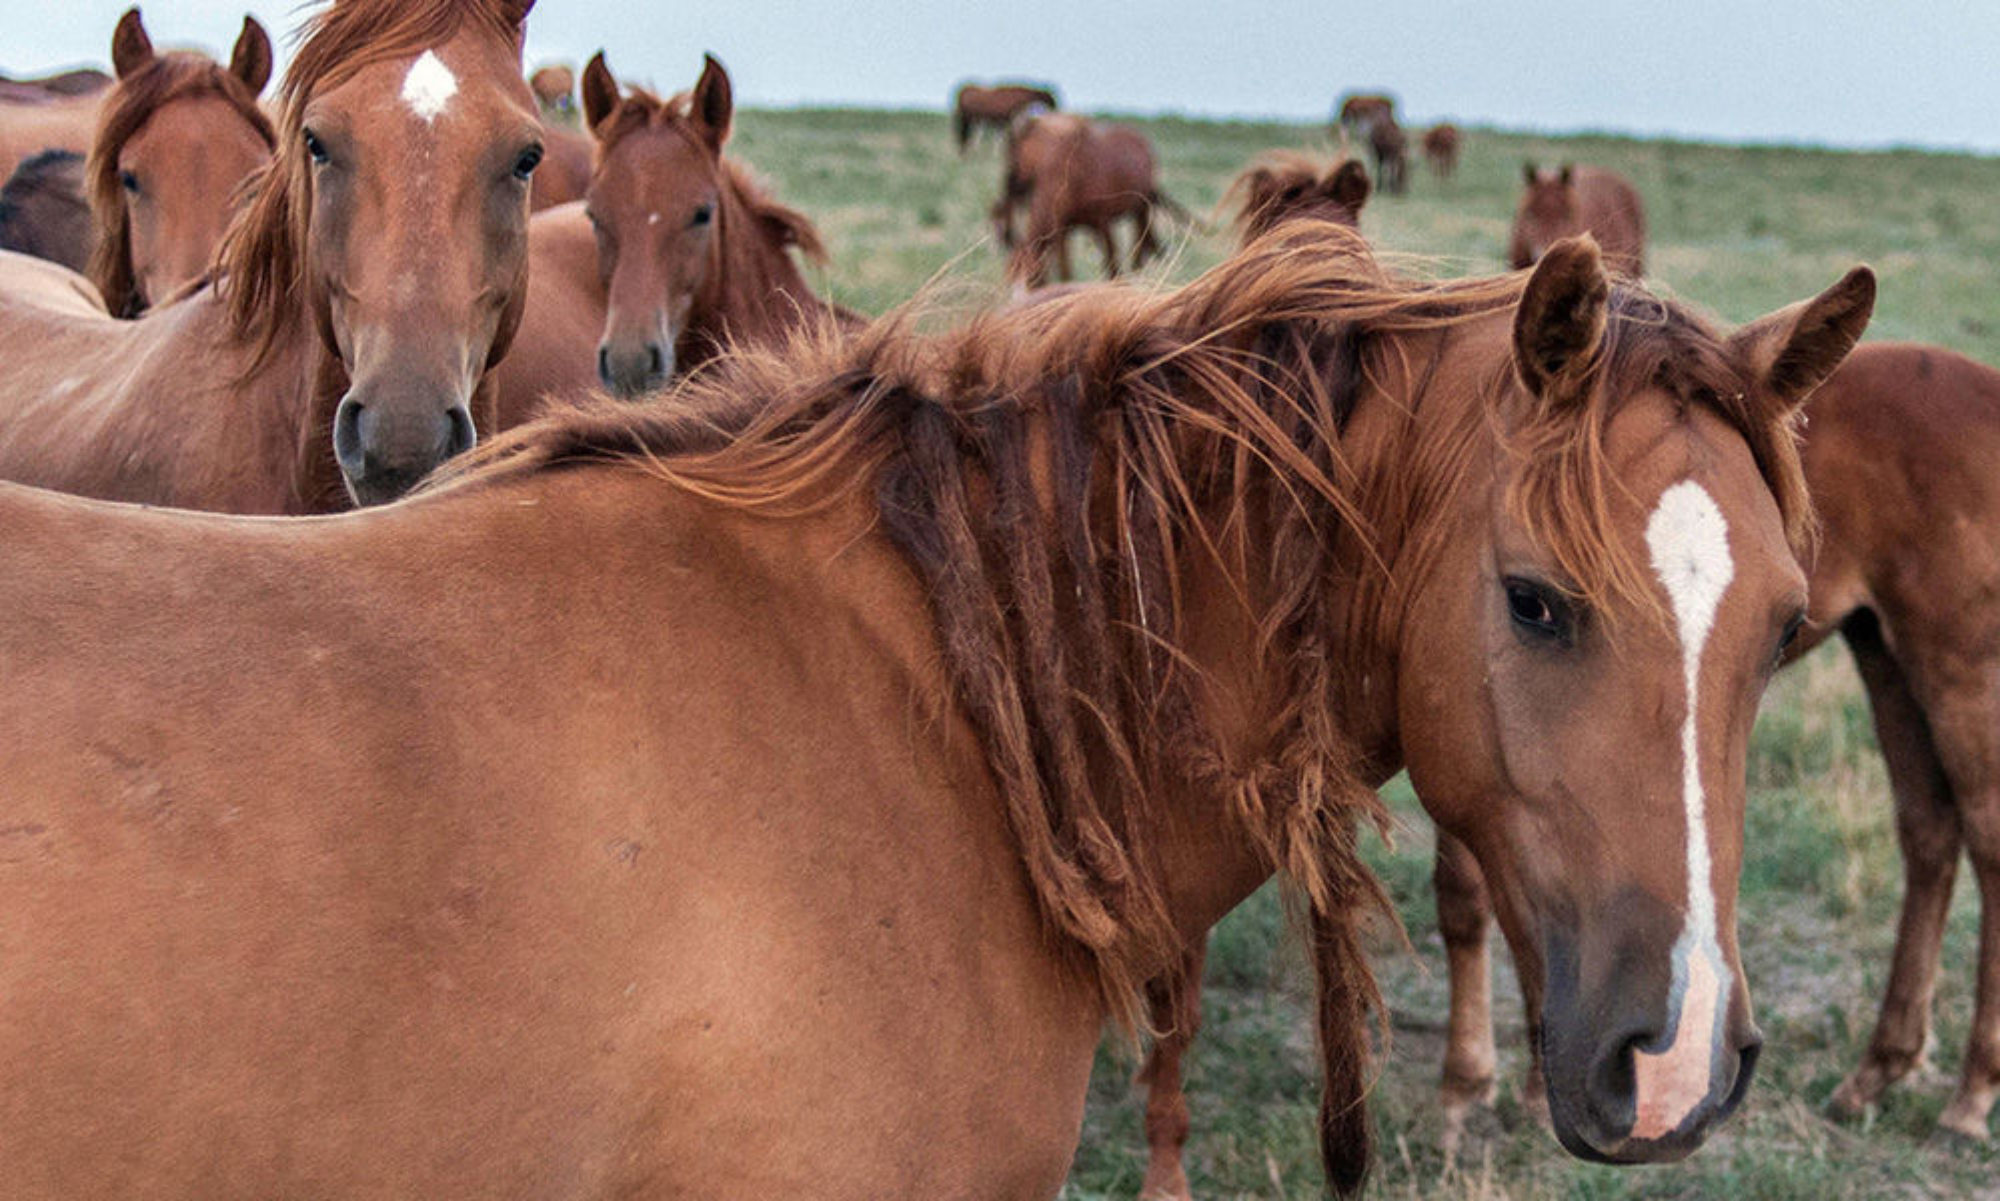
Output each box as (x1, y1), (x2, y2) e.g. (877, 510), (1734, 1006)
(996, 112), (1184, 291)
(1511, 162), (1647, 277)
(1226, 151), (1370, 240)
(1431, 341), (2000, 1145)
(1366, 114), (1408, 195)
(1119, 185), (1876, 1199)
(497, 52), (850, 414)
(953, 80), (1058, 152)
(1423, 123), (1462, 179)
(529, 61), (576, 120)
(0, 0), (542, 512)
(0, 150), (91, 274)
(0, 220), (1859, 1196)
(86, 8), (275, 315)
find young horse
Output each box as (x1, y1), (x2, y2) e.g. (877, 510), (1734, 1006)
(996, 112), (1185, 291)
(1510, 162), (1647, 277)
(87, 8), (275, 315)
(0, 150), (91, 274)
(0, 222), (1859, 1196)
(497, 52), (849, 415)
(1423, 123), (1462, 180)
(953, 80), (1058, 152)
(0, 0), (543, 512)
(1431, 340), (2000, 1145)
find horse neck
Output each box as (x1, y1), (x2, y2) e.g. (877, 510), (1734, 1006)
(682, 167), (826, 367)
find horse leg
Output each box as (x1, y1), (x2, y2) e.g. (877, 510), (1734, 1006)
(1136, 941), (1206, 1201)
(1093, 223), (1119, 280)
(1828, 614), (1964, 1119)
(1434, 834), (1497, 1159)
(1943, 791), (2000, 1140)
(1133, 203), (1162, 271)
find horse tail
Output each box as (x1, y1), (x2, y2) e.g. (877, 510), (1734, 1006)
(1149, 187), (1201, 232)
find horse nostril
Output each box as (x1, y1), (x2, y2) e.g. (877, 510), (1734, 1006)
(444, 406), (476, 459)
(597, 345), (613, 388)
(646, 343), (665, 379)
(332, 396), (367, 476)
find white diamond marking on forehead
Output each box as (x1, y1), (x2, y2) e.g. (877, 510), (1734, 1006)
(400, 50), (458, 122)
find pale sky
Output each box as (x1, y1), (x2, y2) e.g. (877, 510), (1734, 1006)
(11, 1), (1998, 152)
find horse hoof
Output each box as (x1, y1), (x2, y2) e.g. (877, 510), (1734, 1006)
(1826, 1073), (1882, 1122)
(1936, 1097), (1994, 1143)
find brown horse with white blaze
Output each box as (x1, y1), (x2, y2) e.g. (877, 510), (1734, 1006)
(0, 222), (1859, 1195)
(0, 0), (543, 512)
(1433, 340), (2000, 1145)
(496, 52), (849, 415)
(87, 7), (275, 315)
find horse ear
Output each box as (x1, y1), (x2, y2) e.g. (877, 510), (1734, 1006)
(690, 54), (733, 153)
(581, 51), (618, 136)
(1522, 160), (1538, 187)
(1326, 159), (1370, 213)
(111, 8), (154, 80)
(1729, 266), (1876, 413)
(497, 0), (536, 26)
(1513, 235), (1609, 403)
(230, 16), (273, 96)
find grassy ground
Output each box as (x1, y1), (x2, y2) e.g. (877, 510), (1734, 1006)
(725, 107), (2000, 1198)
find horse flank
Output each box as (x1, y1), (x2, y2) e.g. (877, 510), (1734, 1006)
(87, 50), (274, 316)
(216, 0), (528, 363)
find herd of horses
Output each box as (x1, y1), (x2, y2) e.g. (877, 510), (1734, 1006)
(0, 1), (1991, 1196)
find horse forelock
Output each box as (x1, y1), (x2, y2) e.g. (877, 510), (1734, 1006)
(216, 0), (527, 362)
(85, 50), (275, 316)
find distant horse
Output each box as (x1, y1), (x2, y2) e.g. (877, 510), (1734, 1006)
(0, 85), (100, 186)
(1423, 123), (1462, 179)
(1510, 162), (1647, 277)
(0, 67), (110, 98)
(529, 61), (575, 120)
(1225, 151), (1370, 240)
(1431, 341), (2000, 1147)
(498, 51), (852, 412)
(996, 112), (1186, 290)
(0, 0), (542, 512)
(1367, 114), (1408, 195)
(85, 8), (274, 315)
(953, 80), (1058, 152)
(1336, 91), (1395, 138)
(0, 220), (1854, 1195)
(0, 150), (91, 273)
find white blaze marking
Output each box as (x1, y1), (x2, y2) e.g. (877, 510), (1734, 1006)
(1631, 480), (1734, 1140)
(400, 50), (457, 122)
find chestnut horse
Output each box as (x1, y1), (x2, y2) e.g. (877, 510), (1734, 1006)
(1366, 114), (1408, 195)
(0, 86), (100, 186)
(1335, 91), (1395, 139)
(0, 67), (111, 99)
(1432, 341), (2000, 1145)
(996, 112), (1185, 290)
(0, 150), (91, 274)
(1226, 151), (1370, 240)
(953, 79), (1058, 152)
(529, 61), (576, 120)
(1511, 162), (1647, 277)
(86, 8), (275, 315)
(0, 220), (1859, 1196)
(0, 0), (542, 512)
(498, 52), (850, 414)
(1423, 123), (1462, 179)
(1123, 182), (1876, 1198)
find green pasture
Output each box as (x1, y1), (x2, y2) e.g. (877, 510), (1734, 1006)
(727, 106), (2000, 1198)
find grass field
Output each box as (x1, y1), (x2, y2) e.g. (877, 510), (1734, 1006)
(724, 107), (2000, 1198)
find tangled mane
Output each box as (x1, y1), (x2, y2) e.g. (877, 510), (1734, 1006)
(591, 84), (829, 265)
(85, 50), (274, 317)
(215, 0), (528, 362)
(428, 221), (1813, 1192)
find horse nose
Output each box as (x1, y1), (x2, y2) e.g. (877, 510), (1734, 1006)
(331, 395), (477, 508)
(597, 338), (672, 399)
(1571, 1014), (1760, 1159)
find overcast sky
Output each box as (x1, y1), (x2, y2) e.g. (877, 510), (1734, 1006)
(11, 1), (1998, 152)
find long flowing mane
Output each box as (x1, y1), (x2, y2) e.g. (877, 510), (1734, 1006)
(85, 50), (274, 316)
(428, 221), (1811, 1188)
(215, 0), (527, 362)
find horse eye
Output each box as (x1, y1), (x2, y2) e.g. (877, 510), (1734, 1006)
(690, 203), (713, 228)
(119, 170), (140, 195)
(1776, 612), (1806, 664)
(1504, 577), (1573, 644)
(303, 129), (329, 165)
(513, 145), (544, 181)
